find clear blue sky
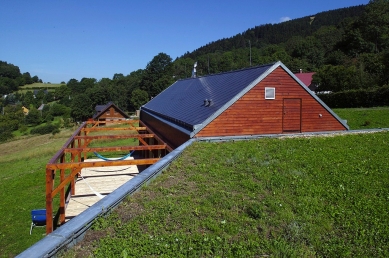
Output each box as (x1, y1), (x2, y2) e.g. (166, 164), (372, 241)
(0, 0), (368, 83)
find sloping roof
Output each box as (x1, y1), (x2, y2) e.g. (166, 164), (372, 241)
(142, 63), (275, 130)
(141, 61), (348, 136)
(37, 104), (45, 111)
(294, 72), (315, 87)
(93, 102), (129, 120)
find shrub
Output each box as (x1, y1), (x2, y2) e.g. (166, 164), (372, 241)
(318, 85), (389, 108)
(30, 123), (59, 135)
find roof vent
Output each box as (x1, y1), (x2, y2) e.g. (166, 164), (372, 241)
(208, 99), (212, 106)
(204, 99), (209, 106)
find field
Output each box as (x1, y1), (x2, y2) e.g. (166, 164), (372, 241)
(0, 107), (388, 257)
(17, 82), (65, 94)
(0, 130), (75, 257)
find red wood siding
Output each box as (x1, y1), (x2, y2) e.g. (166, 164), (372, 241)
(96, 107), (126, 120)
(283, 98), (301, 133)
(196, 67), (347, 137)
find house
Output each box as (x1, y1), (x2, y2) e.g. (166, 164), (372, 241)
(140, 61), (349, 149)
(294, 71), (319, 92)
(93, 102), (129, 122)
(37, 104), (45, 111)
(22, 106), (29, 115)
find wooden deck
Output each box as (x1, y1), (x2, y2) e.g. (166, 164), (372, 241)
(65, 157), (139, 221)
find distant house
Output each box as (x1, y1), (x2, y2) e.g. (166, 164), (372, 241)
(37, 104), (45, 111)
(140, 61), (348, 149)
(294, 71), (318, 92)
(22, 106), (29, 115)
(93, 102), (129, 122)
(33, 89), (49, 97)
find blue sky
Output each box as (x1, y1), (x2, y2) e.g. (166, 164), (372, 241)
(0, 0), (368, 83)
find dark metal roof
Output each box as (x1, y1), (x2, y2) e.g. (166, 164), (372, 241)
(142, 63), (276, 130)
(141, 61), (349, 136)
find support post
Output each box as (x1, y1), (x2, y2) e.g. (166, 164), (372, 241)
(59, 155), (65, 225)
(46, 168), (54, 234)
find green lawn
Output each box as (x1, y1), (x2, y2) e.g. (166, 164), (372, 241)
(66, 131), (389, 257)
(0, 131), (74, 257)
(333, 106), (389, 129)
(1, 107), (389, 257)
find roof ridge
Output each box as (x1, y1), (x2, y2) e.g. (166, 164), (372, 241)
(176, 62), (277, 81)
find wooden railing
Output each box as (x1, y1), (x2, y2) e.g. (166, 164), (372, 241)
(45, 120), (171, 233)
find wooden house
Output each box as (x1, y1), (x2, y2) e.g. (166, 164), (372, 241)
(93, 102), (129, 122)
(140, 61), (348, 149)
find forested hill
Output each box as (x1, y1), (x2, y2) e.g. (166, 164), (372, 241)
(1, 1), (388, 134)
(184, 5), (366, 59)
(0, 61), (42, 95)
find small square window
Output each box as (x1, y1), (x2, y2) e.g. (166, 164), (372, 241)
(265, 87), (275, 99)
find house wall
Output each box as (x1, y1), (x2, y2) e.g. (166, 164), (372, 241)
(140, 111), (190, 149)
(196, 67), (347, 137)
(96, 107), (127, 121)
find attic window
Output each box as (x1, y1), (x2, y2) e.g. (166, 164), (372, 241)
(265, 87), (275, 99)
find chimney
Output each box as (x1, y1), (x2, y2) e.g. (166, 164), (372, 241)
(299, 69), (303, 73)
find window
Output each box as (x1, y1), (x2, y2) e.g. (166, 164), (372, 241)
(265, 87), (275, 99)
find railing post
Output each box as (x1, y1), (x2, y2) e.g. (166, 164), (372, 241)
(46, 168), (54, 234)
(59, 155), (65, 225)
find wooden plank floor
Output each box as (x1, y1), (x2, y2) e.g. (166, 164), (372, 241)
(65, 157), (139, 221)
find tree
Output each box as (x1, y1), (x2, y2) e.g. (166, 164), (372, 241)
(22, 72), (33, 84)
(25, 107), (41, 125)
(130, 89), (149, 110)
(23, 91), (36, 107)
(70, 93), (93, 121)
(140, 53), (174, 98)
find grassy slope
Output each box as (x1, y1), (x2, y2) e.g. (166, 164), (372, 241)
(68, 132), (389, 257)
(0, 130), (74, 257)
(17, 82), (64, 94)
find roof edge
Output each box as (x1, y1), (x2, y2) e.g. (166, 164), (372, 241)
(279, 62), (350, 130)
(141, 109), (192, 136)
(190, 62), (279, 137)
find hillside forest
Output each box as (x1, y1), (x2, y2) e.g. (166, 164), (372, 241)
(0, 0), (388, 143)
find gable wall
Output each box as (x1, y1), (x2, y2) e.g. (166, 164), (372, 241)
(96, 107), (127, 120)
(196, 67), (347, 137)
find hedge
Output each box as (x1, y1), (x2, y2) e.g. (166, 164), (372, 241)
(30, 124), (60, 135)
(317, 85), (389, 108)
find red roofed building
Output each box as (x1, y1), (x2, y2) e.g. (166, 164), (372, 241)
(294, 71), (318, 92)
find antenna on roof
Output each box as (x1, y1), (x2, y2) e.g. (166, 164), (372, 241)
(192, 62), (197, 78)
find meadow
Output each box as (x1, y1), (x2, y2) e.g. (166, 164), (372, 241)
(0, 130), (75, 257)
(17, 82), (64, 94)
(0, 107), (388, 257)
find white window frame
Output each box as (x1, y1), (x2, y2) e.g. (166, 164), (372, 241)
(265, 87), (275, 99)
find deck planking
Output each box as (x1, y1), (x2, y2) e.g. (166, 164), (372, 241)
(65, 157), (139, 220)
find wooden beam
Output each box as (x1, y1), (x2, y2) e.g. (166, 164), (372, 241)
(47, 158), (160, 170)
(74, 134), (155, 140)
(81, 127), (147, 132)
(64, 144), (167, 154)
